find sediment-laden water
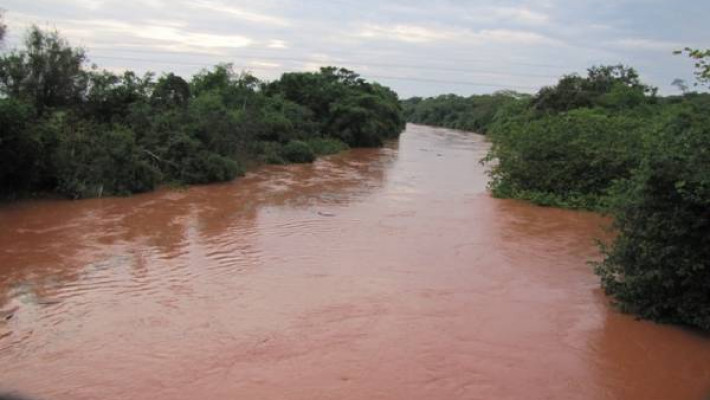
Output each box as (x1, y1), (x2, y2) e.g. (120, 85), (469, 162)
(0, 124), (708, 400)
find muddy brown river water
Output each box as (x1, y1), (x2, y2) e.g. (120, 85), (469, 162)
(0, 124), (708, 400)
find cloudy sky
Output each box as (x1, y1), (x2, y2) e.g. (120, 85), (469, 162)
(1, 0), (707, 97)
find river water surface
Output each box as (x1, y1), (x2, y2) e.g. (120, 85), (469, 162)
(0, 124), (708, 400)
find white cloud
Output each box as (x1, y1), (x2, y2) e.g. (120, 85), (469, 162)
(476, 29), (559, 45)
(487, 7), (550, 25)
(267, 39), (288, 49)
(356, 24), (560, 46)
(188, 0), (290, 26)
(612, 38), (683, 52)
(136, 25), (252, 48)
(358, 24), (455, 43)
(7, 16), (253, 50)
(248, 61), (281, 68)
(73, 0), (106, 10)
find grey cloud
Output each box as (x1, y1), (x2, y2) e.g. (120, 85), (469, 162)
(1, 0), (706, 97)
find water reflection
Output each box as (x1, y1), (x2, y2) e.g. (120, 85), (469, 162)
(0, 143), (397, 348)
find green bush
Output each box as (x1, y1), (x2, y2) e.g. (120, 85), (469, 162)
(280, 140), (315, 163)
(482, 59), (710, 330)
(305, 138), (348, 155)
(188, 152), (243, 183)
(254, 141), (287, 165)
(0, 98), (42, 193)
(0, 26), (405, 199)
(595, 107), (710, 330)
(486, 108), (648, 209)
(401, 91), (527, 134)
(52, 119), (160, 198)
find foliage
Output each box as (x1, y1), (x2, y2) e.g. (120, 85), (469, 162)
(594, 104), (710, 330)
(483, 65), (667, 209)
(675, 48), (710, 87)
(305, 137), (348, 156)
(401, 91), (526, 133)
(486, 108), (650, 209)
(0, 26), (87, 114)
(532, 65), (655, 113)
(0, 25), (404, 199)
(265, 67), (405, 147)
(280, 140), (315, 163)
(0, 99), (42, 194)
(480, 60), (710, 330)
(51, 117), (160, 197)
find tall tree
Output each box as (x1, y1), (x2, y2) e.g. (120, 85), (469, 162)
(0, 26), (87, 114)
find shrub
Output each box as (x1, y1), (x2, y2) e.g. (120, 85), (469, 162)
(401, 91), (527, 133)
(595, 106), (710, 330)
(280, 140), (315, 163)
(0, 99), (42, 193)
(305, 138), (348, 155)
(52, 119), (160, 198)
(486, 108), (648, 209)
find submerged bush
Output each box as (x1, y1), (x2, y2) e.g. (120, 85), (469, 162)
(482, 59), (710, 330)
(486, 108), (648, 209)
(305, 138), (348, 156)
(280, 140), (315, 163)
(595, 107), (710, 330)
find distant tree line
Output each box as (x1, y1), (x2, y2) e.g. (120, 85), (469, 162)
(404, 60), (710, 331)
(401, 91), (527, 134)
(0, 25), (405, 199)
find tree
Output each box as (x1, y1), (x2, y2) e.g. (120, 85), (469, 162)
(0, 98), (42, 193)
(401, 92), (525, 133)
(84, 70), (154, 122)
(151, 73), (190, 109)
(0, 10), (6, 43)
(0, 24), (404, 200)
(595, 104), (710, 330)
(0, 26), (87, 114)
(532, 65), (655, 113)
(675, 48), (710, 87)
(671, 78), (689, 94)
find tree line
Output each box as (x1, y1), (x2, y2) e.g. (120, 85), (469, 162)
(401, 91), (527, 134)
(0, 24), (405, 199)
(403, 61), (710, 331)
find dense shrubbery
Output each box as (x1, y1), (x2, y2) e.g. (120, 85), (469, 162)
(484, 65), (689, 210)
(401, 91), (527, 133)
(594, 101), (710, 330)
(0, 26), (405, 199)
(479, 63), (710, 330)
(486, 108), (650, 210)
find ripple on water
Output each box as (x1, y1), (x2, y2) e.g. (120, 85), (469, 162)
(0, 125), (708, 400)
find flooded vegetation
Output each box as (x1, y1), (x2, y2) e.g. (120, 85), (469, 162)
(1, 125), (708, 400)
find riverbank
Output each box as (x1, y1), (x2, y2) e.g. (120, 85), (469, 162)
(1, 26), (405, 201)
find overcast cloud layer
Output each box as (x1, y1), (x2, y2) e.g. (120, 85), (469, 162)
(2, 0), (708, 97)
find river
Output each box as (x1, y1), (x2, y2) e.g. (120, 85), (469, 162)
(0, 124), (708, 400)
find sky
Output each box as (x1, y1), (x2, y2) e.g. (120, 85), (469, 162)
(1, 0), (708, 97)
